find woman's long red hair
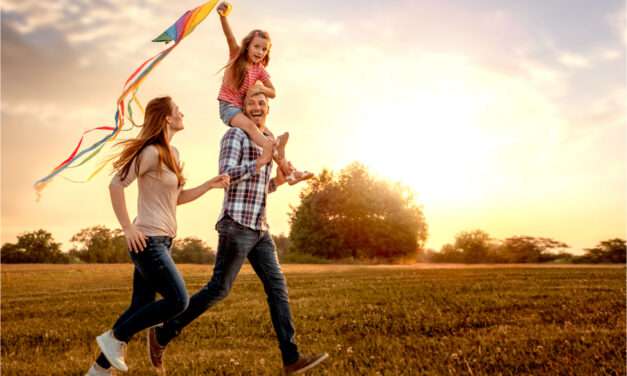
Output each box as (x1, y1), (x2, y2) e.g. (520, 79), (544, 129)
(112, 96), (185, 187)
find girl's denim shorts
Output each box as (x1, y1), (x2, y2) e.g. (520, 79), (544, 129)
(219, 100), (242, 126)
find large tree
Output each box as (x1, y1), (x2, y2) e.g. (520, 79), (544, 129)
(289, 162), (428, 261)
(1, 230), (68, 263)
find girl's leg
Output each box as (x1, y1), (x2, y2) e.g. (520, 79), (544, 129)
(231, 113), (290, 172)
(262, 126), (291, 175)
(96, 265), (156, 369)
(274, 131), (289, 162)
(262, 131), (311, 185)
(281, 161), (314, 185)
(230, 113), (275, 167)
(263, 131), (312, 185)
(287, 169), (315, 186)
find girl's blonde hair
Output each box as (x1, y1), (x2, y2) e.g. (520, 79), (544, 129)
(112, 96), (185, 187)
(224, 29), (271, 90)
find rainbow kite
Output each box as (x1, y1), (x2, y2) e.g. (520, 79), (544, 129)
(34, 0), (223, 196)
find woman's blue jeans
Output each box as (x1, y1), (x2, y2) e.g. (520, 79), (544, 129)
(96, 236), (188, 368)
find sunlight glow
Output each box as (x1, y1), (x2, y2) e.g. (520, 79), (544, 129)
(350, 54), (567, 213)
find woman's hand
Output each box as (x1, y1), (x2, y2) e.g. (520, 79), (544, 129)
(208, 174), (230, 189)
(123, 224), (148, 253)
(177, 174), (230, 205)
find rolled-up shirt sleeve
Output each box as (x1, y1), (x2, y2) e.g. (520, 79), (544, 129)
(219, 129), (257, 184)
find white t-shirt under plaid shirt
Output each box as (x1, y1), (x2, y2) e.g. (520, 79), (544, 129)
(217, 128), (278, 231)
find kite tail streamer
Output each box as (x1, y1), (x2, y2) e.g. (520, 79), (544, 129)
(33, 0), (221, 198)
(128, 90), (146, 127)
(34, 100), (124, 188)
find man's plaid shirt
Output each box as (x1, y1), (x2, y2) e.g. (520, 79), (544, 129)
(217, 127), (278, 231)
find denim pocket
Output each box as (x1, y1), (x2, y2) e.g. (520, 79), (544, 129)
(146, 236), (172, 249)
(131, 237), (171, 274)
(217, 217), (238, 235)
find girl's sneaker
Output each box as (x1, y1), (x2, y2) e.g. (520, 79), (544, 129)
(286, 170), (314, 185)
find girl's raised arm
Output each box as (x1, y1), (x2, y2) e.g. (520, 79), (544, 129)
(217, 2), (239, 58)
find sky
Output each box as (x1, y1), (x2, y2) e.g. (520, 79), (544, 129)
(1, 0), (626, 254)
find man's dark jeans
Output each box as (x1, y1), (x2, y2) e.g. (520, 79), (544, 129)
(158, 216), (300, 365)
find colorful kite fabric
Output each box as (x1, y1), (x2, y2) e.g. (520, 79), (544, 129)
(34, 0), (220, 197)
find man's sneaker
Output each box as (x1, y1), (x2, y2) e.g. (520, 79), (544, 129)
(283, 353), (329, 375)
(96, 330), (128, 372)
(147, 326), (166, 373)
(85, 362), (113, 376)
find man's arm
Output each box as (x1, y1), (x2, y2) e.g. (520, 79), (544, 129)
(219, 129), (268, 184)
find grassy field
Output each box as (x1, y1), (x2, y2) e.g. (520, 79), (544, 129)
(2, 264), (625, 375)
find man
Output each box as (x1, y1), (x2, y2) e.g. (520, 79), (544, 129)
(148, 91), (329, 375)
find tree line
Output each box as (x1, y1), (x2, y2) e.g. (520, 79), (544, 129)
(3, 228), (622, 265)
(2, 163), (624, 264)
(1, 227), (216, 264)
(421, 230), (625, 264)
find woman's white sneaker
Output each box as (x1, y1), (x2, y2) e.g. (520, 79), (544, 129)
(96, 330), (128, 372)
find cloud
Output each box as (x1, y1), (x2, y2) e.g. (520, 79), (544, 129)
(577, 87), (627, 132)
(2, 0), (175, 62)
(1, 100), (104, 127)
(1, 21), (121, 106)
(2, 0), (66, 34)
(558, 52), (591, 68)
(607, 5), (627, 45)
(598, 48), (622, 61)
(66, 21), (119, 44)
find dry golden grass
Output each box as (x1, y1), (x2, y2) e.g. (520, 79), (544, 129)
(2, 264), (625, 375)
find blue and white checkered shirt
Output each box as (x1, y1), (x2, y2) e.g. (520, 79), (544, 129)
(217, 128), (278, 231)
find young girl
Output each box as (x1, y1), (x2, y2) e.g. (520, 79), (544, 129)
(215, 1), (312, 184)
(85, 96), (230, 375)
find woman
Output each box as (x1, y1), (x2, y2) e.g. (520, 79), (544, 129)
(86, 96), (229, 375)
